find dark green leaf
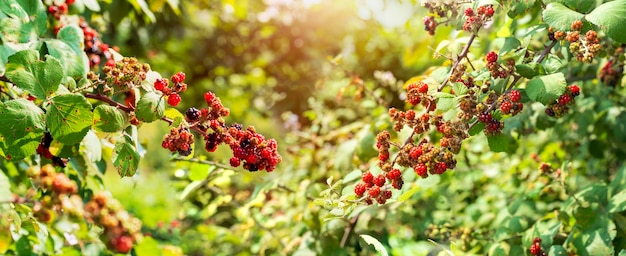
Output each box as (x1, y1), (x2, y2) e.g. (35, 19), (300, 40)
(515, 64), (537, 79)
(5, 50), (63, 98)
(608, 190), (626, 213)
(469, 122), (485, 136)
(500, 37), (521, 55)
(360, 234), (388, 256)
(542, 55), (566, 74)
(542, 3), (585, 32)
(526, 73), (566, 105)
(93, 105), (127, 132)
(585, 0), (626, 43)
(0, 99), (45, 160)
(135, 92), (165, 123)
(112, 134), (140, 177)
(46, 94), (93, 145)
(487, 134), (509, 152)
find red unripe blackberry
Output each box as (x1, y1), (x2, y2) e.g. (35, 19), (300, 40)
(378, 152), (389, 162)
(465, 8), (474, 16)
(354, 183), (367, 197)
(376, 196), (387, 204)
(383, 190), (392, 199)
(167, 93), (181, 106)
(405, 110), (416, 120)
(171, 72), (186, 83)
(545, 108), (555, 116)
(409, 147), (423, 159)
(500, 101), (512, 114)
(485, 6), (495, 17)
(532, 237), (541, 244)
(58, 3), (68, 13)
(66, 0), (75, 5)
(229, 157), (240, 167)
(204, 91), (216, 104)
(569, 85), (580, 96)
(418, 83), (429, 93)
(415, 163), (427, 177)
(486, 51), (498, 63)
(558, 94), (571, 105)
(105, 58), (115, 67)
(154, 79), (168, 91)
(368, 186), (381, 197)
(113, 235), (134, 254)
(48, 6), (57, 14)
(510, 90), (521, 102)
(435, 162), (447, 174)
(421, 113), (429, 122)
(529, 244), (541, 255)
(245, 154), (257, 164)
(386, 169), (401, 180)
(185, 108), (200, 122)
(392, 179), (403, 189)
(373, 174), (386, 187)
(478, 112), (492, 123)
(362, 172), (374, 184)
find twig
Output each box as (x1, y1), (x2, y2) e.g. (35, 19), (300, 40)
(172, 156), (236, 170)
(438, 33), (477, 92)
(84, 92), (134, 112)
(340, 214), (360, 248)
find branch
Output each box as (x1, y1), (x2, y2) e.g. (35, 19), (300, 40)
(172, 157), (237, 170)
(340, 213), (360, 248)
(438, 33), (477, 92)
(84, 92), (134, 112)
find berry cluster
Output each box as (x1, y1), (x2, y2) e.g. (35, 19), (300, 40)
(421, 1), (462, 35)
(353, 171), (394, 205)
(99, 57), (150, 92)
(47, 1), (69, 19)
(553, 20), (601, 63)
(405, 81), (436, 110)
(153, 71), (188, 106)
(84, 192), (142, 254)
(28, 164), (80, 222)
(498, 90), (524, 116)
(161, 126), (194, 156)
(79, 18), (117, 68)
(35, 132), (68, 167)
(463, 5), (495, 32)
(529, 237), (546, 256)
(227, 126), (281, 172)
(47, 2), (117, 68)
(485, 51), (515, 79)
(599, 54), (625, 87)
(544, 85), (580, 118)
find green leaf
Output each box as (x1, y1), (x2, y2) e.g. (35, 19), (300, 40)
(0, 99), (45, 160)
(608, 189), (626, 213)
(548, 245), (569, 256)
(46, 94), (93, 145)
(135, 92), (165, 123)
(81, 130), (102, 163)
(5, 50), (63, 99)
(469, 122), (485, 136)
(45, 39), (89, 80)
(56, 25), (84, 53)
(360, 234), (389, 256)
(112, 134), (140, 177)
(585, 0), (626, 43)
(526, 73), (567, 105)
(515, 64), (537, 79)
(0, 0), (46, 42)
(500, 37), (521, 55)
(542, 3), (585, 32)
(487, 134), (509, 152)
(0, 44), (18, 75)
(398, 185), (420, 202)
(82, 0), (101, 11)
(93, 105), (127, 132)
(542, 55), (566, 74)
(452, 82), (468, 95)
(164, 108), (184, 127)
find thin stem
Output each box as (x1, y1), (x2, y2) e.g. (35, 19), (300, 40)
(438, 33), (477, 92)
(84, 92), (134, 112)
(340, 214), (360, 248)
(172, 157), (236, 170)
(276, 184), (315, 201)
